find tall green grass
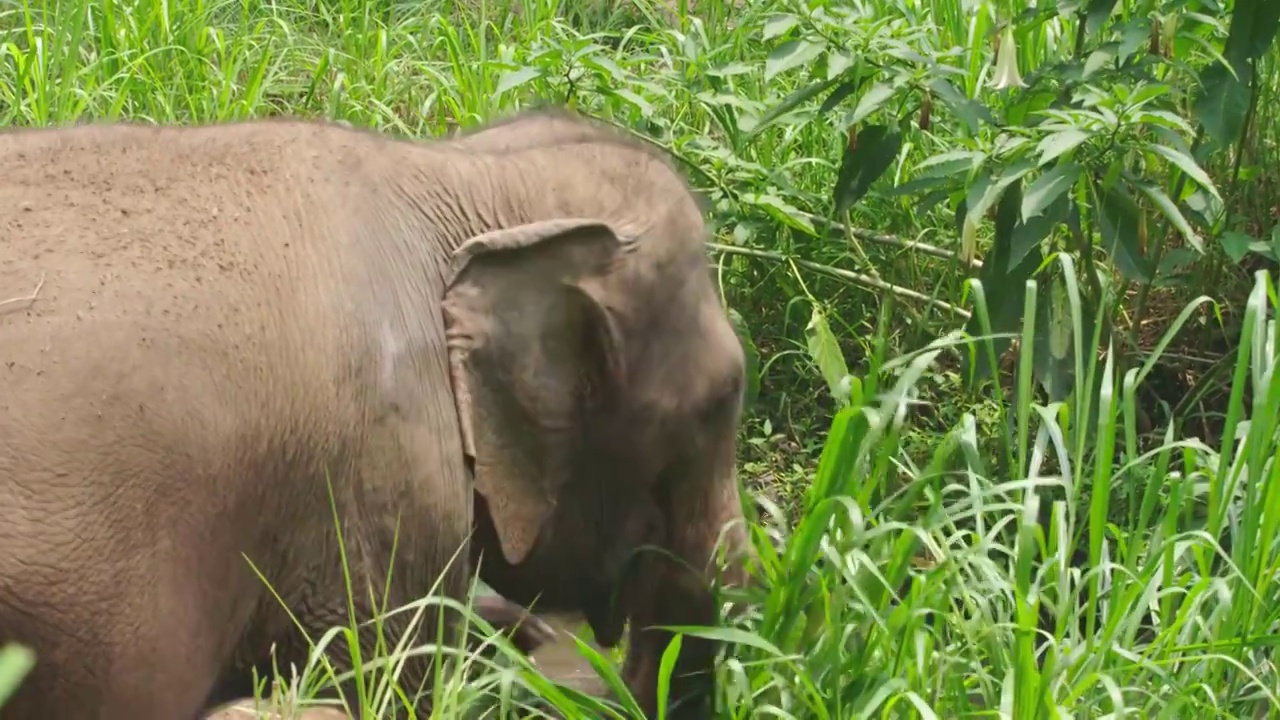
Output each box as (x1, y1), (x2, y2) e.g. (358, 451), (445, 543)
(3, 0), (1280, 717)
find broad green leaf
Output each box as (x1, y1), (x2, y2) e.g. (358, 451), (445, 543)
(1033, 272), (1078, 403)
(1147, 143), (1221, 202)
(833, 124), (903, 214)
(1130, 178), (1205, 253)
(964, 160), (1036, 234)
(749, 77), (840, 136)
(1222, 0), (1280, 68)
(1193, 62), (1251, 146)
(610, 88), (653, 116)
(1037, 128), (1090, 165)
(495, 66), (542, 95)
(927, 77), (994, 134)
(1086, 0), (1119, 36)
(1011, 192), (1069, 270)
(1022, 163), (1081, 221)
(1218, 230), (1255, 263)
(844, 82), (896, 127)
(827, 49), (855, 79)
(818, 78), (861, 114)
(765, 39), (826, 82)
(1093, 179), (1154, 281)
(762, 13), (799, 40)
(1083, 43), (1117, 78)
(1117, 20), (1152, 63)
(742, 193), (817, 236)
(804, 305), (851, 406)
(1125, 83), (1172, 107)
(961, 178), (1043, 385)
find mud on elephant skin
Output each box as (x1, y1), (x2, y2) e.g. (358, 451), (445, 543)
(0, 108), (752, 720)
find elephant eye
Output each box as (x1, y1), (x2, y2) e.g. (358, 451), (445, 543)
(696, 370), (744, 422)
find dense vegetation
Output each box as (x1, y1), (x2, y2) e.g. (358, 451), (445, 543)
(3, 0), (1280, 716)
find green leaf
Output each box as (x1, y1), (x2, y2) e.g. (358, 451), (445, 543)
(1083, 43), (1117, 78)
(804, 304), (851, 406)
(808, 405), (866, 505)
(916, 149), (987, 174)
(0, 643), (34, 708)
(749, 77), (839, 136)
(727, 308), (761, 412)
(765, 39), (826, 82)
(1037, 128), (1090, 165)
(826, 50), (855, 80)
(927, 77), (993, 134)
(962, 178), (1044, 385)
(1130, 178), (1204, 254)
(1032, 272), (1079, 403)
(1011, 193), (1069, 271)
(843, 82), (896, 127)
(833, 124), (903, 214)
(1147, 143), (1221, 202)
(742, 193), (817, 236)
(1193, 61), (1251, 147)
(762, 13), (799, 41)
(1118, 20), (1153, 62)
(1223, 0), (1280, 68)
(656, 625), (787, 657)
(495, 66), (542, 95)
(1093, 179), (1154, 282)
(654, 633), (682, 720)
(1086, 0), (1118, 36)
(1022, 162), (1081, 221)
(818, 78), (861, 114)
(610, 88), (654, 116)
(964, 159), (1037, 232)
(1218, 230), (1254, 263)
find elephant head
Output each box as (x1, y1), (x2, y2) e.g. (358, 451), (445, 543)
(440, 123), (753, 717)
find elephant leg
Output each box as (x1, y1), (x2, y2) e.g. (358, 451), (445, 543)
(284, 418), (475, 718)
(0, 574), (228, 720)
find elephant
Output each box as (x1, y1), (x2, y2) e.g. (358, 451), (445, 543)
(451, 107), (622, 150)
(0, 109), (752, 719)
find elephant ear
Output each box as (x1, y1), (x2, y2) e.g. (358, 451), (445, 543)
(443, 218), (630, 566)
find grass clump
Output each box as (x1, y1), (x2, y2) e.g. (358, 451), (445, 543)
(4, 0), (1280, 717)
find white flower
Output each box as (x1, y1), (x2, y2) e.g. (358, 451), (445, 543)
(990, 25), (1027, 90)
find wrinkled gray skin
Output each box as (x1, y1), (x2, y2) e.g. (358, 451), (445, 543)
(0, 110), (751, 719)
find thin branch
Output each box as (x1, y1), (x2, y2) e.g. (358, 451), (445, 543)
(795, 209), (984, 270)
(604, 116), (983, 271)
(708, 243), (971, 320)
(0, 273), (46, 315)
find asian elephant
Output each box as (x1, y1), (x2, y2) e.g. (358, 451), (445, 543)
(0, 109), (752, 720)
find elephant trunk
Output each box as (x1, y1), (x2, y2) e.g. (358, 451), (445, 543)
(622, 435), (753, 719)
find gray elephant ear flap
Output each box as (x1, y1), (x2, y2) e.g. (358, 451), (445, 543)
(443, 218), (629, 566)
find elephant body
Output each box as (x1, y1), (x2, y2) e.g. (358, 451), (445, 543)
(0, 111), (749, 719)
